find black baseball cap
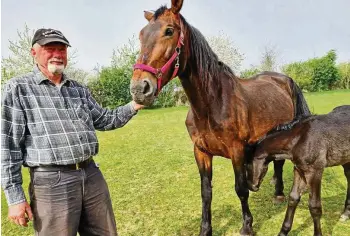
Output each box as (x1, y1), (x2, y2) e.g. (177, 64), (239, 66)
(32, 28), (71, 47)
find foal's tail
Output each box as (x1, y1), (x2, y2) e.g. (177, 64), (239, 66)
(288, 78), (311, 118)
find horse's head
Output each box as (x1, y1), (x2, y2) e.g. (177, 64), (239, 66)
(130, 0), (185, 106)
(246, 151), (270, 192)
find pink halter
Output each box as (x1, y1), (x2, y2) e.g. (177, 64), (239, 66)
(133, 19), (184, 95)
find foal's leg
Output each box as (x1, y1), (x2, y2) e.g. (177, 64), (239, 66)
(278, 167), (306, 236)
(340, 162), (350, 221)
(307, 169), (324, 236)
(194, 146), (213, 236)
(232, 150), (253, 236)
(273, 159), (286, 203)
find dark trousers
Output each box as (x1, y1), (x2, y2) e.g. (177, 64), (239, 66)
(29, 162), (117, 236)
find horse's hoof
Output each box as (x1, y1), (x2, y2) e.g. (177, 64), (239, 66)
(239, 227), (254, 236)
(340, 213), (349, 222)
(273, 195), (286, 204)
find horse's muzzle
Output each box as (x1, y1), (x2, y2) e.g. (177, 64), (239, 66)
(130, 78), (156, 106)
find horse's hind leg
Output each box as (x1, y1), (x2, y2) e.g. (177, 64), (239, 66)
(273, 159), (286, 203)
(194, 146), (213, 236)
(340, 162), (350, 221)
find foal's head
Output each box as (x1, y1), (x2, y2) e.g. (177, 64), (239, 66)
(130, 0), (185, 106)
(247, 150), (270, 192)
(247, 128), (300, 191)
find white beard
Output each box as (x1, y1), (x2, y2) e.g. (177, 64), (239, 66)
(47, 63), (65, 74)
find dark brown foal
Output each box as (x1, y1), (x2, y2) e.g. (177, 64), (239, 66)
(247, 105), (350, 236)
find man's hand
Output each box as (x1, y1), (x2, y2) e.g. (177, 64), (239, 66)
(131, 101), (145, 111)
(8, 201), (33, 227)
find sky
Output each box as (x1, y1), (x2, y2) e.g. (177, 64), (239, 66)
(1, 0), (350, 73)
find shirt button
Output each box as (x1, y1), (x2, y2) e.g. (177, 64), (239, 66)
(79, 135), (83, 140)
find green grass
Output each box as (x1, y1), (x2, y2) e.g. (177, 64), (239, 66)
(2, 89), (350, 235)
(305, 89), (350, 114)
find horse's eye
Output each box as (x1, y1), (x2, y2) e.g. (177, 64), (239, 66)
(165, 28), (174, 36)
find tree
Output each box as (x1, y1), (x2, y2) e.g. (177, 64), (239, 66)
(206, 31), (244, 73)
(337, 62), (350, 89)
(1, 24), (90, 85)
(111, 35), (139, 69)
(311, 49), (339, 91)
(2, 24), (36, 82)
(153, 79), (185, 108)
(239, 45), (279, 79)
(88, 67), (132, 108)
(64, 67), (92, 85)
(260, 45), (278, 72)
(240, 66), (260, 78)
(283, 50), (340, 91)
(88, 37), (139, 108)
(282, 61), (313, 90)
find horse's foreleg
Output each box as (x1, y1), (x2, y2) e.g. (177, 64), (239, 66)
(232, 156), (253, 236)
(194, 146), (213, 236)
(273, 159), (286, 203)
(307, 170), (323, 236)
(340, 163), (350, 221)
(279, 167), (306, 236)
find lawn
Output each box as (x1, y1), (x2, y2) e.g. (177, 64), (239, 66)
(1, 89), (350, 235)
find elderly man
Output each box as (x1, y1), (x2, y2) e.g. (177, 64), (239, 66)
(1, 28), (143, 235)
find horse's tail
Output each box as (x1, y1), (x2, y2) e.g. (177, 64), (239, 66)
(288, 78), (311, 118)
(268, 78), (311, 134)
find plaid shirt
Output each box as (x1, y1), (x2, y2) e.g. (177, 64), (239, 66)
(1, 66), (137, 205)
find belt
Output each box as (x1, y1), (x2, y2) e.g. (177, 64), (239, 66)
(31, 157), (95, 172)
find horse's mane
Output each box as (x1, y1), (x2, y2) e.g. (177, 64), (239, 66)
(256, 115), (315, 145)
(154, 5), (236, 87)
(272, 115), (315, 133)
(154, 5), (167, 20)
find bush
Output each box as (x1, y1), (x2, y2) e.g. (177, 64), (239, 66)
(88, 70), (189, 109)
(283, 50), (340, 91)
(88, 67), (132, 108)
(336, 62), (350, 89)
(240, 67), (261, 78)
(282, 62), (313, 90)
(311, 50), (339, 91)
(152, 79), (188, 108)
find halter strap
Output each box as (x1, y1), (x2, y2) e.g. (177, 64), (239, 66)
(133, 18), (184, 95)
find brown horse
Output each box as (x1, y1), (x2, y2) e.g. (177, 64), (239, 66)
(247, 105), (350, 236)
(130, 0), (311, 235)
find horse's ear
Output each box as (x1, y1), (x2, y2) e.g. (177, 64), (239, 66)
(144, 11), (154, 21)
(171, 0), (184, 14)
